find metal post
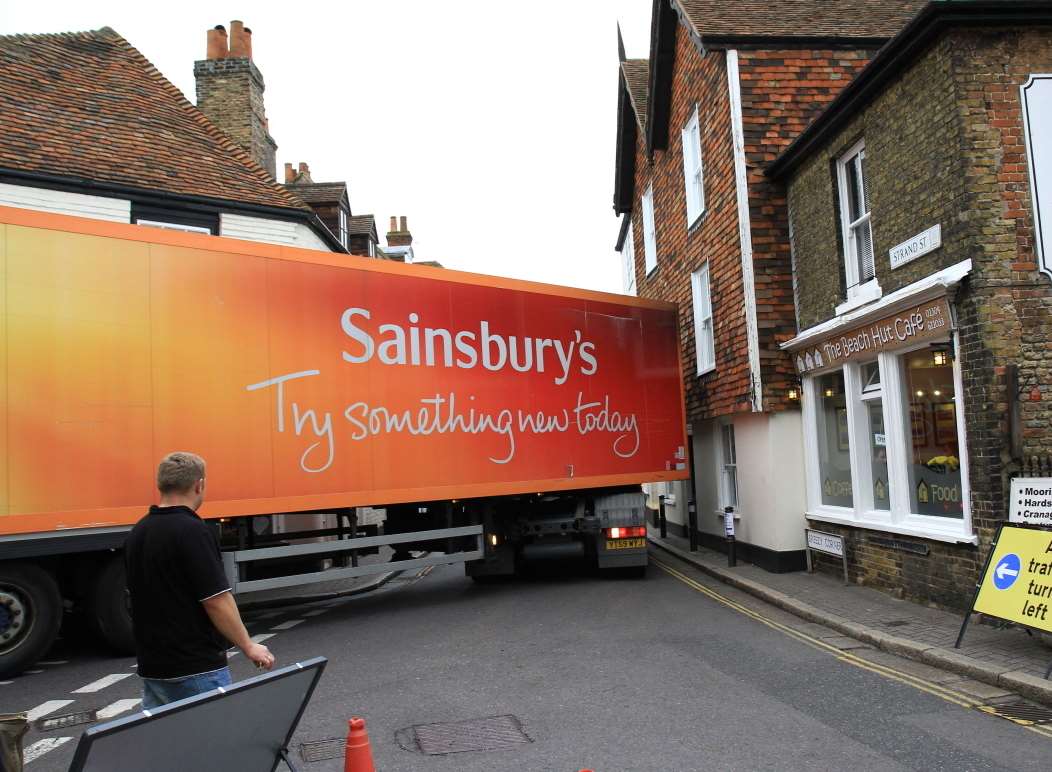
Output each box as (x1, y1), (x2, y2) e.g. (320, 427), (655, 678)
(686, 423), (700, 552)
(658, 495), (668, 539)
(724, 506), (736, 567)
(688, 500), (698, 552)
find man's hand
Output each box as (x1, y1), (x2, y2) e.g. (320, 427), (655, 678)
(244, 641), (275, 670)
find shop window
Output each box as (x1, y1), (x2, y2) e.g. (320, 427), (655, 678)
(803, 342), (968, 541)
(900, 347), (963, 518)
(816, 371), (853, 507)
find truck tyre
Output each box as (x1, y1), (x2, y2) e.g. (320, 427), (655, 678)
(0, 562), (62, 679)
(86, 557), (136, 655)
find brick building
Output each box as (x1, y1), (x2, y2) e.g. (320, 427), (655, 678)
(769, 0), (1052, 607)
(614, 0), (923, 570)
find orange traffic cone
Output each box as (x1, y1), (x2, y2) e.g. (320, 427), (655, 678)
(344, 717), (375, 772)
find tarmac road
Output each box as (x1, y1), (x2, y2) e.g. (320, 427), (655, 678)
(3, 549), (1052, 771)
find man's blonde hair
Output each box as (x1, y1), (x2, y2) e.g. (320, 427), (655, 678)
(156, 452), (206, 495)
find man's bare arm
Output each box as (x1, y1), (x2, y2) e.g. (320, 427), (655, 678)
(201, 591), (275, 669)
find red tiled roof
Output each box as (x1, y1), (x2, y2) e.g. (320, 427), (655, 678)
(677, 0), (927, 41)
(621, 59), (649, 132)
(284, 182), (348, 205)
(0, 28), (308, 211)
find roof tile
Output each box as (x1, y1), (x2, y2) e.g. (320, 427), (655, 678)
(0, 28), (308, 211)
(678, 0), (927, 40)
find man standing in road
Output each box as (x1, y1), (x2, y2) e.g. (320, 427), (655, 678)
(125, 452), (274, 709)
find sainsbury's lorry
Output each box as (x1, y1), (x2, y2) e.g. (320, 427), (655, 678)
(0, 206), (688, 677)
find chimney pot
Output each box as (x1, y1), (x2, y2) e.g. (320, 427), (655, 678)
(229, 20), (251, 59)
(298, 162), (309, 174)
(389, 216), (397, 232)
(400, 216), (408, 231)
(284, 163), (294, 183)
(206, 26), (227, 60)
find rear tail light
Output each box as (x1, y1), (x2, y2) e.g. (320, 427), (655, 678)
(606, 526), (646, 539)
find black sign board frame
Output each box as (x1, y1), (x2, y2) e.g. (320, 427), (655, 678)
(67, 656), (327, 772)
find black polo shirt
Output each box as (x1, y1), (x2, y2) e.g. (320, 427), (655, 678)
(125, 505), (231, 679)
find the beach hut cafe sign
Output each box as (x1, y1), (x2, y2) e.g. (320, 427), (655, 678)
(794, 298), (951, 374)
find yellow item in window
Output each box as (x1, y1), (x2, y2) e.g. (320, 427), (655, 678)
(926, 455), (959, 472)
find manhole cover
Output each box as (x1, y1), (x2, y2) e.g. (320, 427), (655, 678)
(299, 737), (344, 762)
(980, 701), (1052, 725)
(398, 714), (532, 755)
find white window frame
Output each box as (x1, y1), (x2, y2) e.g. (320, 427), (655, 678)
(135, 218), (212, 235)
(368, 239), (376, 258)
(800, 337), (974, 544)
(620, 220), (637, 295)
(835, 139), (880, 314)
(339, 208), (349, 249)
(718, 422), (738, 511)
(691, 263), (715, 375)
(641, 184), (658, 275)
(681, 105), (705, 226)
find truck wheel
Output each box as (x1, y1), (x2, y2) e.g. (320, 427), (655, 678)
(0, 562), (62, 679)
(86, 557), (136, 655)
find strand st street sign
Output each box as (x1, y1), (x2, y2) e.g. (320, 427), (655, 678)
(793, 297), (951, 375)
(1010, 478), (1052, 526)
(973, 525), (1052, 634)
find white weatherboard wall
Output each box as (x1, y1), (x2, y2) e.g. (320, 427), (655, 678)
(691, 412), (807, 552)
(221, 213), (330, 251)
(0, 183), (130, 222)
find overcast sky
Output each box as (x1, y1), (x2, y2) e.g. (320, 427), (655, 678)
(0, 1), (653, 293)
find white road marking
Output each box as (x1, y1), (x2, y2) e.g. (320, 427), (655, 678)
(24, 736), (73, 763)
(73, 673), (134, 693)
(26, 700), (75, 721)
(250, 633), (276, 644)
(96, 698), (143, 719)
(23, 669), (43, 674)
(302, 609), (328, 617)
(271, 619), (305, 630)
(0, 680), (13, 685)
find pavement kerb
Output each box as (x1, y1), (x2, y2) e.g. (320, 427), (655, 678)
(648, 535), (1052, 707)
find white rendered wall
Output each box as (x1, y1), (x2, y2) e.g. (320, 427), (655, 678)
(221, 212), (331, 251)
(691, 412), (806, 552)
(0, 182), (130, 222)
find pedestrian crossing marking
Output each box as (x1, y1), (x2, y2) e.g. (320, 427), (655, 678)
(23, 736), (72, 763)
(271, 619), (305, 630)
(26, 700), (75, 721)
(73, 672), (134, 693)
(96, 698), (143, 719)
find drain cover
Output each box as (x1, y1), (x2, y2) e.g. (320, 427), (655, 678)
(35, 709), (97, 732)
(400, 714), (532, 755)
(883, 620), (910, 627)
(299, 737), (344, 762)
(980, 701), (1052, 725)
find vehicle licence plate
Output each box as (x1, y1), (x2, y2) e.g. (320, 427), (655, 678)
(606, 538), (646, 550)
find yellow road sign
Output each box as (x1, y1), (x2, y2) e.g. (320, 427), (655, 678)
(974, 525), (1052, 633)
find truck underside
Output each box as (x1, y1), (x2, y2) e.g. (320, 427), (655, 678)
(0, 487), (648, 678)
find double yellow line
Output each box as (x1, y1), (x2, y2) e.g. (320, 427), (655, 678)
(652, 556), (1052, 740)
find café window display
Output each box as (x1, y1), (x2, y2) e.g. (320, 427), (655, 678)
(803, 341), (970, 541)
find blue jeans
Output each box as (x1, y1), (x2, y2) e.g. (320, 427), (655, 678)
(141, 666), (232, 710)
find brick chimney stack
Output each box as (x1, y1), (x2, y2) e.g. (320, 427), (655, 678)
(194, 21), (278, 178)
(284, 162), (313, 184)
(387, 215), (413, 247)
